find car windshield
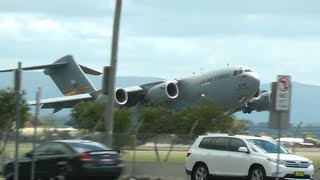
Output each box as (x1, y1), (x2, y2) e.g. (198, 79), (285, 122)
(246, 139), (290, 154)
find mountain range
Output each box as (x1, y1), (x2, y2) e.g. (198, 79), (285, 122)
(1, 71), (319, 125)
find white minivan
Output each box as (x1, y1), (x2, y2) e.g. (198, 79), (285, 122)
(185, 134), (314, 180)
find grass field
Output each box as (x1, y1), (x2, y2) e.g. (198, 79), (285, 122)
(123, 150), (187, 163)
(302, 155), (320, 171)
(312, 159), (320, 171)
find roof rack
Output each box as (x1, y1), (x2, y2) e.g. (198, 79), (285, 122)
(202, 133), (234, 136)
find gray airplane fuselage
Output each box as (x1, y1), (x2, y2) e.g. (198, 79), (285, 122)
(169, 66), (260, 111)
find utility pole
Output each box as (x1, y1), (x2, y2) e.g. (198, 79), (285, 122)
(31, 87), (41, 180)
(104, 0), (122, 148)
(14, 62), (22, 180)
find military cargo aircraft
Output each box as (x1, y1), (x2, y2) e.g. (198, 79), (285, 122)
(0, 55), (271, 113)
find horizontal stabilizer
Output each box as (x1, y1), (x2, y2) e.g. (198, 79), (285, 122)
(0, 62), (68, 72)
(0, 55), (102, 75)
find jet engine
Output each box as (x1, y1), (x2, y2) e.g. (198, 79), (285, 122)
(97, 88), (128, 106)
(146, 80), (179, 103)
(114, 88), (128, 105)
(243, 90), (271, 113)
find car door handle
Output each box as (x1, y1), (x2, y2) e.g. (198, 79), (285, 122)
(226, 154), (231, 157)
(67, 156), (76, 160)
(32, 158), (39, 162)
(57, 161), (67, 167)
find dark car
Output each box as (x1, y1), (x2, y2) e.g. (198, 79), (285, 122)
(3, 139), (123, 180)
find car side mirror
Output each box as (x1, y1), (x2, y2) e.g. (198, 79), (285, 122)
(238, 147), (249, 153)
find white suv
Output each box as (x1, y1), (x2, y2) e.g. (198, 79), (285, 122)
(185, 134), (314, 180)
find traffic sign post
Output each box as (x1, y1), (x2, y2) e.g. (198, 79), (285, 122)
(269, 75), (292, 180)
(269, 75), (292, 129)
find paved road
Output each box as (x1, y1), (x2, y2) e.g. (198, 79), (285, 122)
(1, 161), (319, 180)
(121, 161), (188, 180)
(121, 161), (320, 180)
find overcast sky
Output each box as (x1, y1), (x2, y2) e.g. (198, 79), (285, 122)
(1, 0), (320, 85)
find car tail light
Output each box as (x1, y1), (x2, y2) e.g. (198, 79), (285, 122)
(118, 153), (123, 161)
(187, 152), (191, 157)
(79, 153), (92, 161)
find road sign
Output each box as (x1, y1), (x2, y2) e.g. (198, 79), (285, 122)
(269, 82), (290, 130)
(275, 75), (291, 111)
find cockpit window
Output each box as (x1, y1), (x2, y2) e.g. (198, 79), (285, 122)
(234, 69), (252, 76)
(233, 71), (238, 76)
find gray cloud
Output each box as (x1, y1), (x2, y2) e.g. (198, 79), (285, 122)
(1, 0), (320, 85)
(0, 0), (114, 17)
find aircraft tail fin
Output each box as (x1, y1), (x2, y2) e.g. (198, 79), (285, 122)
(44, 55), (101, 96)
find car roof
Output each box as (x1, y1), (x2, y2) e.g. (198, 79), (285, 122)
(235, 135), (263, 139)
(49, 139), (111, 151)
(235, 135), (274, 140)
(200, 133), (230, 137)
(50, 139), (97, 144)
(200, 133), (273, 141)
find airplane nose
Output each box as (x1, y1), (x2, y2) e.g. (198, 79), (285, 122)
(248, 72), (260, 88)
(242, 71), (260, 90)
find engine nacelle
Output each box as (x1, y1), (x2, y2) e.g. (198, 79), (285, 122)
(146, 80), (179, 103)
(253, 88), (260, 98)
(96, 88), (128, 106)
(248, 90), (271, 112)
(114, 88), (128, 105)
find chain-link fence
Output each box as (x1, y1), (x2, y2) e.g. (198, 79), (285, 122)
(1, 132), (194, 151)
(1, 123), (320, 152)
(249, 123), (320, 139)
(1, 125), (320, 178)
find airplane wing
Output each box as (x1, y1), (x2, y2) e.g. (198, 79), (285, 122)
(28, 82), (161, 113)
(88, 82), (165, 107)
(28, 93), (94, 113)
(124, 81), (164, 106)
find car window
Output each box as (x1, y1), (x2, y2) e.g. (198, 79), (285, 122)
(34, 143), (52, 156)
(211, 137), (228, 151)
(229, 138), (246, 152)
(247, 141), (264, 153)
(50, 143), (74, 155)
(68, 142), (108, 153)
(198, 137), (213, 149)
(34, 142), (74, 156)
(247, 139), (289, 154)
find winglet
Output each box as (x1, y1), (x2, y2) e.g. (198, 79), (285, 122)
(79, 64), (102, 75)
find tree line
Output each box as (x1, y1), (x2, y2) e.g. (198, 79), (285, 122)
(0, 88), (250, 151)
(70, 101), (250, 135)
